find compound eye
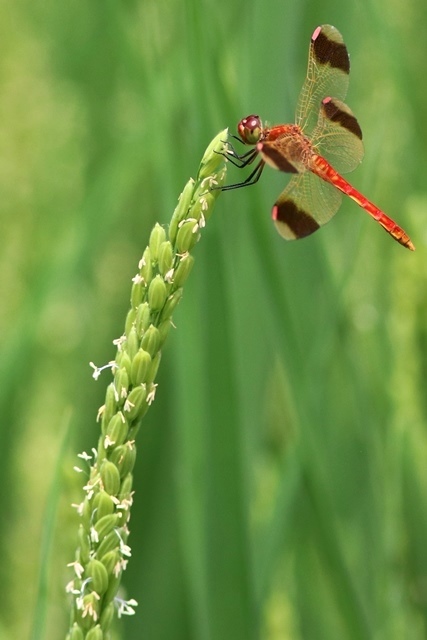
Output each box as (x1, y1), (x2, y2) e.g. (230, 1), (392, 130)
(237, 115), (263, 144)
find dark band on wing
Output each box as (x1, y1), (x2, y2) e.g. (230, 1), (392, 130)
(312, 27), (350, 74)
(273, 200), (320, 238)
(258, 143), (299, 173)
(322, 97), (362, 139)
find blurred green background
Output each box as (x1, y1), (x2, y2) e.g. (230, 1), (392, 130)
(1, 0), (426, 638)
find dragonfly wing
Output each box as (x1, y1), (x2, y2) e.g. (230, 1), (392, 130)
(312, 97), (364, 174)
(296, 25), (350, 136)
(272, 171), (342, 240)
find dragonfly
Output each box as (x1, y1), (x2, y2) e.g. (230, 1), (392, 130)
(222, 24), (414, 250)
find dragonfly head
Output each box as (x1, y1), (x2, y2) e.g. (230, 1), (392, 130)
(237, 115), (263, 145)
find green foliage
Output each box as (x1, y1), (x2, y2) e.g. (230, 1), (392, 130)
(1, 0), (427, 639)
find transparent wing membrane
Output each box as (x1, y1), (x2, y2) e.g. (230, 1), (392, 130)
(296, 25), (350, 136)
(311, 98), (364, 174)
(273, 171), (343, 240)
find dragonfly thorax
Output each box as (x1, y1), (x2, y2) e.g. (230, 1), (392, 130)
(238, 115), (264, 145)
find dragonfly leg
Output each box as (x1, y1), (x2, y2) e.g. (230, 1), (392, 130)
(216, 143), (259, 168)
(220, 159), (265, 191)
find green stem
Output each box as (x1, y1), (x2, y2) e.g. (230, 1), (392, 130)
(65, 129), (228, 640)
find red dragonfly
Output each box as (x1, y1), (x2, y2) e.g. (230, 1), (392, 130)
(223, 24), (414, 250)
